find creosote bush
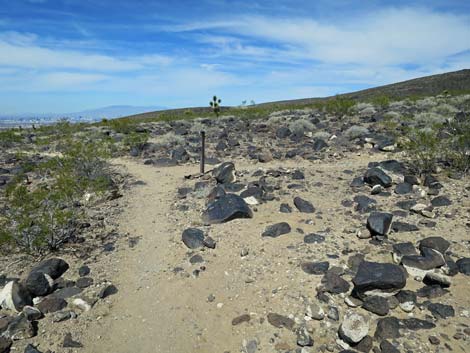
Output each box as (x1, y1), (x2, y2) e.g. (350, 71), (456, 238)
(1, 138), (113, 254)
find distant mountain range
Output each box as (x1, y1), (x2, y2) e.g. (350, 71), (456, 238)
(0, 105), (167, 122)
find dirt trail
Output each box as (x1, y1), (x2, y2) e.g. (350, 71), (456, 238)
(79, 155), (470, 353)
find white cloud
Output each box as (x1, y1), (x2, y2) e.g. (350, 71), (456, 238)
(170, 7), (470, 67)
(0, 31), (173, 72)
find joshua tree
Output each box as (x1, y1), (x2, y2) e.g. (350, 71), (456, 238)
(210, 95), (222, 117)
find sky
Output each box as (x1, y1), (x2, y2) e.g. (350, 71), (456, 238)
(0, 0), (469, 114)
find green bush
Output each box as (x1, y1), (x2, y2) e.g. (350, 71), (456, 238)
(0, 129), (23, 148)
(123, 132), (149, 154)
(324, 96), (355, 116)
(371, 95), (391, 109)
(402, 127), (442, 175)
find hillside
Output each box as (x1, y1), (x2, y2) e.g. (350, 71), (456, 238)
(123, 69), (470, 121)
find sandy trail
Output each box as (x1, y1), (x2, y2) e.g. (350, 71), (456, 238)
(79, 155), (470, 353)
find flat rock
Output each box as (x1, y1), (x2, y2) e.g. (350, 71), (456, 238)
(400, 318), (436, 330)
(232, 314), (250, 326)
(391, 221), (419, 233)
(98, 284), (118, 299)
(401, 247), (445, 272)
(394, 182), (412, 194)
(367, 212), (393, 236)
(30, 258), (69, 280)
(354, 195), (377, 213)
(202, 194), (253, 224)
(304, 233), (325, 244)
(353, 261), (406, 298)
(294, 197), (315, 213)
(267, 313), (295, 330)
(427, 303), (455, 319)
(63, 333), (83, 348)
(375, 317), (400, 340)
(430, 196), (451, 207)
(364, 168), (392, 187)
(418, 237), (450, 255)
(262, 222), (291, 238)
(37, 297), (67, 314)
(339, 311), (369, 344)
(181, 228), (205, 249)
(322, 271), (350, 294)
(24, 344), (42, 353)
(301, 261), (329, 275)
(362, 296), (389, 316)
(2, 313), (35, 340)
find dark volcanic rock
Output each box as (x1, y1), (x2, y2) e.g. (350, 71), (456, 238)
(391, 221), (419, 233)
(202, 194), (253, 224)
(427, 303), (455, 319)
(262, 222), (291, 238)
(231, 314), (250, 326)
(76, 277), (94, 289)
(353, 261), (406, 298)
(350, 177), (364, 187)
(375, 317), (400, 340)
(51, 286), (82, 299)
(401, 247), (445, 271)
(362, 296), (389, 316)
(279, 203), (292, 213)
(293, 197), (315, 213)
(430, 195), (451, 207)
(98, 284), (118, 299)
(322, 271), (350, 294)
(363, 168), (392, 187)
(24, 344), (42, 353)
(301, 261), (329, 275)
(30, 258), (69, 280)
(456, 257), (470, 275)
(418, 237), (450, 255)
(2, 313), (35, 340)
(304, 233), (325, 244)
(267, 313), (295, 330)
(212, 162), (236, 184)
(366, 212), (393, 236)
(392, 242), (418, 260)
(276, 127), (291, 139)
(0, 337), (12, 353)
(78, 265), (90, 277)
(37, 297), (67, 314)
(380, 340), (400, 353)
(63, 333), (83, 348)
(354, 195), (376, 213)
(181, 228), (205, 249)
(312, 138), (328, 151)
(394, 182), (412, 195)
(400, 318), (436, 330)
(24, 271), (52, 297)
(416, 285), (448, 299)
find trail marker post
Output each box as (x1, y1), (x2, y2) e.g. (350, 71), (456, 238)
(200, 131), (205, 175)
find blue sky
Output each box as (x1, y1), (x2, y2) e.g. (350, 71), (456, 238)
(0, 0), (469, 114)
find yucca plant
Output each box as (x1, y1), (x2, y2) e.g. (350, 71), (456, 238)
(210, 95), (222, 117)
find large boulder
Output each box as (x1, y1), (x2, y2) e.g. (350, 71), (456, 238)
(29, 258), (69, 280)
(24, 272), (54, 297)
(363, 168), (392, 187)
(212, 162), (236, 184)
(366, 212), (393, 236)
(352, 261), (406, 298)
(456, 258), (470, 275)
(0, 281), (33, 312)
(202, 194), (253, 224)
(418, 237), (450, 255)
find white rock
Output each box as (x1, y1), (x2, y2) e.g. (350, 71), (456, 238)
(339, 311), (369, 344)
(306, 303), (324, 320)
(243, 196), (259, 205)
(72, 298), (91, 312)
(0, 281), (32, 312)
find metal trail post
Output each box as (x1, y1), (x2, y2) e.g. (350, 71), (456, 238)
(200, 131), (205, 175)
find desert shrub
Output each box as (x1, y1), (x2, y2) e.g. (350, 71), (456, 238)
(266, 115), (285, 127)
(414, 112), (447, 126)
(0, 129), (23, 148)
(358, 106), (377, 117)
(324, 96), (355, 116)
(2, 183), (81, 253)
(1, 138), (113, 253)
(383, 111), (401, 120)
(353, 102), (374, 112)
(402, 127), (442, 175)
(431, 103), (459, 116)
(344, 125), (370, 140)
(444, 118), (470, 173)
(313, 131), (330, 140)
(156, 132), (185, 146)
(371, 95), (391, 109)
(416, 97), (438, 110)
(123, 132), (149, 154)
(289, 119), (315, 136)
